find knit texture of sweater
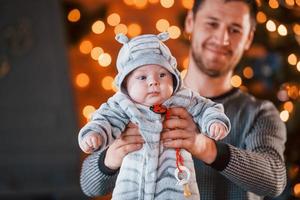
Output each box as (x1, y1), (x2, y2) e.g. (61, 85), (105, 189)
(78, 87), (230, 200)
(79, 88), (287, 200)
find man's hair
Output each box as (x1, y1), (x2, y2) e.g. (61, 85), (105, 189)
(192, 0), (258, 28)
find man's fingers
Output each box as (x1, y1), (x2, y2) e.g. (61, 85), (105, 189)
(168, 107), (191, 119)
(113, 135), (144, 149)
(161, 129), (193, 140)
(163, 118), (190, 129)
(118, 143), (143, 156)
(163, 138), (191, 149)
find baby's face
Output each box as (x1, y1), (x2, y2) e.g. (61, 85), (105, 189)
(126, 64), (174, 106)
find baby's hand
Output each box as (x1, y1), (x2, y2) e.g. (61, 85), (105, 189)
(79, 132), (102, 154)
(209, 122), (228, 141)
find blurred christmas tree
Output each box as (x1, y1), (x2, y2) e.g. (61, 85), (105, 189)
(62, 0), (300, 199)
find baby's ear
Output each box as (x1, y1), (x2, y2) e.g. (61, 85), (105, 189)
(157, 32), (169, 42)
(115, 33), (129, 44)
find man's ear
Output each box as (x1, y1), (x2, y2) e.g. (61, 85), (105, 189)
(244, 29), (255, 50)
(185, 11), (194, 34)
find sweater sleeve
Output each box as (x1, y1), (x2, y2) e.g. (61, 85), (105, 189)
(78, 93), (129, 151)
(186, 91), (231, 136)
(80, 150), (118, 197)
(214, 101), (287, 197)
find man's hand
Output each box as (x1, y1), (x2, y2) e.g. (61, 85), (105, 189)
(161, 107), (218, 164)
(104, 123), (144, 170)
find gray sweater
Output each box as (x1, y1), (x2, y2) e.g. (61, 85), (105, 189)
(78, 87), (230, 200)
(79, 88), (287, 200)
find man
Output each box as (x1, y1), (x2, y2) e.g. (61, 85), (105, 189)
(80, 0), (287, 199)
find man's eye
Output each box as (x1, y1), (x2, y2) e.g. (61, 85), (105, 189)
(160, 73), (166, 78)
(137, 76), (146, 80)
(229, 27), (241, 34)
(207, 22), (218, 28)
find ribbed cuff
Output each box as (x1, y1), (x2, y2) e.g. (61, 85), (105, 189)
(98, 148), (119, 176)
(208, 141), (230, 171)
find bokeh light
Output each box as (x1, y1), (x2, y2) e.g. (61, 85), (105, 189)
(156, 19), (170, 32)
(82, 105), (96, 120)
(231, 75), (242, 88)
(256, 11), (267, 24)
(76, 73), (90, 88)
(98, 53), (112, 67)
(68, 9), (80, 22)
(280, 110), (289, 122)
(101, 76), (115, 91)
(107, 13), (121, 26)
(79, 40), (93, 54)
(91, 47), (104, 61)
(128, 23), (142, 37)
(114, 23), (128, 35)
(266, 20), (277, 32)
(92, 20), (105, 34)
(160, 0), (174, 8)
(168, 26), (181, 39)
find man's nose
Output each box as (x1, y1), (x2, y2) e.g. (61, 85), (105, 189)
(214, 27), (230, 46)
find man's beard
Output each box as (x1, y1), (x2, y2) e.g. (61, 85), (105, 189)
(191, 47), (230, 78)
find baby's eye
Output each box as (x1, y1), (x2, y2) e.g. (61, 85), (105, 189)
(160, 73), (166, 78)
(136, 75), (146, 80)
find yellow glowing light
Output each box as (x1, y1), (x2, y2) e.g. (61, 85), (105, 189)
(243, 66), (254, 79)
(160, 0), (174, 8)
(83, 105), (96, 119)
(293, 183), (300, 197)
(181, 69), (187, 79)
(101, 76), (115, 91)
(182, 57), (189, 69)
(135, 0), (148, 9)
(230, 75), (242, 88)
(280, 110), (289, 122)
(98, 53), (112, 67)
(288, 85), (299, 99)
(79, 40), (93, 54)
(288, 53), (298, 65)
(284, 101), (294, 113)
(148, 0), (160, 4)
(296, 0), (300, 6)
(114, 24), (128, 35)
(269, 0), (279, 9)
(266, 20), (277, 32)
(293, 24), (300, 35)
(124, 0), (135, 5)
(256, 11), (267, 24)
(76, 73), (90, 88)
(168, 26), (181, 39)
(92, 20), (105, 34)
(128, 23), (142, 37)
(91, 47), (104, 61)
(278, 24), (288, 36)
(107, 13), (121, 26)
(181, 0), (194, 9)
(297, 61), (300, 72)
(156, 19), (170, 32)
(68, 9), (81, 22)
(285, 0), (295, 6)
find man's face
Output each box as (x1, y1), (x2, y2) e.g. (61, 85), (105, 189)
(185, 0), (254, 77)
(126, 64), (174, 106)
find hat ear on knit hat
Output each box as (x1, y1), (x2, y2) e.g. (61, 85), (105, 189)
(115, 32), (181, 95)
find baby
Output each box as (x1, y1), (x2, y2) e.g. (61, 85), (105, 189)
(78, 32), (230, 200)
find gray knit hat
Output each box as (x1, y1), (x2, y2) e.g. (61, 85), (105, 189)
(115, 32), (181, 94)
